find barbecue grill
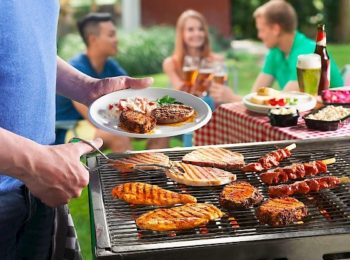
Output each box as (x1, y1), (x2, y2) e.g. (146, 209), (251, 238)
(87, 137), (350, 260)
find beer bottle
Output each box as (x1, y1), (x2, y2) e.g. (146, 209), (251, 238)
(314, 24), (330, 95)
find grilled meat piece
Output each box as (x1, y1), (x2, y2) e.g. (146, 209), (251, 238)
(256, 197), (308, 227)
(119, 110), (156, 133)
(182, 147), (245, 170)
(111, 152), (170, 173)
(220, 181), (263, 209)
(151, 104), (195, 124)
(260, 160), (328, 185)
(166, 162), (236, 186)
(268, 176), (348, 198)
(242, 144), (295, 172)
(136, 203), (224, 231)
(112, 182), (196, 206)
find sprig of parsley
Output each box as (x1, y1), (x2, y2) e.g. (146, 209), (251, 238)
(156, 95), (181, 106)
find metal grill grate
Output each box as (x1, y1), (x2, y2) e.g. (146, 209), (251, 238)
(88, 137), (350, 259)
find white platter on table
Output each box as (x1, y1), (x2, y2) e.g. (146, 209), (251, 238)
(243, 91), (317, 114)
(88, 88), (212, 138)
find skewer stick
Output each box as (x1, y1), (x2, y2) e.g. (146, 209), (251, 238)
(321, 158), (336, 165)
(340, 176), (350, 184)
(285, 143), (296, 151)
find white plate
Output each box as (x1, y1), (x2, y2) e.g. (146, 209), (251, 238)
(88, 88), (212, 138)
(243, 91), (317, 114)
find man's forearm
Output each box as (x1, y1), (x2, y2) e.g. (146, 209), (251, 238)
(0, 128), (41, 181)
(56, 56), (96, 106)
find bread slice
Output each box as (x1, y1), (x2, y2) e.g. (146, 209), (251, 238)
(257, 87), (281, 97)
(249, 95), (271, 105)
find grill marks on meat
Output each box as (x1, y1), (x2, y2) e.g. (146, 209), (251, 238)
(268, 176), (344, 197)
(151, 104), (195, 124)
(112, 182), (196, 206)
(136, 203), (224, 231)
(166, 162), (237, 186)
(119, 110), (156, 133)
(220, 181), (263, 209)
(111, 152), (170, 173)
(260, 161), (328, 185)
(256, 197), (308, 226)
(242, 147), (292, 172)
(182, 147), (245, 170)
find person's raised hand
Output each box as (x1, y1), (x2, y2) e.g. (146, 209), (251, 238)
(209, 83), (242, 104)
(22, 138), (103, 207)
(87, 76), (153, 106)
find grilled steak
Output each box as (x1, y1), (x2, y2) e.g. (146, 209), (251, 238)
(112, 182), (197, 206)
(111, 152), (170, 173)
(182, 147), (245, 170)
(256, 197), (308, 227)
(166, 162), (236, 186)
(119, 110), (156, 133)
(151, 104), (195, 124)
(220, 181), (263, 209)
(136, 203), (224, 231)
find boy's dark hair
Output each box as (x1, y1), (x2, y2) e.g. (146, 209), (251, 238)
(253, 0), (297, 33)
(77, 12), (115, 46)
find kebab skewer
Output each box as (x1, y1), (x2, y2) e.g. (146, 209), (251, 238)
(268, 176), (350, 198)
(260, 158), (335, 185)
(241, 143), (296, 172)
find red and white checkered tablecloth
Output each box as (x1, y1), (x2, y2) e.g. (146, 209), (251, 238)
(194, 102), (350, 146)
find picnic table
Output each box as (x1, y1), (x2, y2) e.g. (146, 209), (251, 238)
(193, 102), (350, 146)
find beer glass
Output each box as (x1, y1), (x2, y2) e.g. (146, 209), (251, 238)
(183, 56), (199, 89)
(195, 58), (214, 96)
(297, 54), (321, 96)
(213, 61), (228, 85)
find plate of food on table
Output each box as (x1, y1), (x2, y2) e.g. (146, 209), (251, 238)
(243, 87), (317, 114)
(88, 88), (212, 138)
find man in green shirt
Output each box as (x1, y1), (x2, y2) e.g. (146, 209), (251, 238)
(251, 0), (343, 92)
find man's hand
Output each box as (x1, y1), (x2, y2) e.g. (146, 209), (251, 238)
(21, 138), (103, 207)
(86, 76), (154, 106)
(56, 57), (153, 106)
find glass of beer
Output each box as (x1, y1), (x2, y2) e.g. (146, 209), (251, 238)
(297, 54), (321, 96)
(213, 61), (228, 85)
(183, 56), (199, 89)
(195, 58), (214, 96)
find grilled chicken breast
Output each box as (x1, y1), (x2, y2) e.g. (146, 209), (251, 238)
(111, 152), (170, 173)
(166, 162), (236, 186)
(256, 197), (308, 227)
(182, 147), (245, 170)
(136, 203), (224, 231)
(151, 104), (195, 124)
(220, 181), (263, 209)
(112, 182), (196, 206)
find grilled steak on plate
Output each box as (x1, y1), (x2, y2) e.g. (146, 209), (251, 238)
(166, 162), (236, 186)
(256, 197), (308, 227)
(151, 104), (195, 124)
(136, 203), (224, 231)
(220, 181), (263, 209)
(182, 147), (245, 170)
(119, 110), (156, 133)
(111, 152), (170, 173)
(112, 182), (196, 206)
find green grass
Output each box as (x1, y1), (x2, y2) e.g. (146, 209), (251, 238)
(69, 43), (350, 260)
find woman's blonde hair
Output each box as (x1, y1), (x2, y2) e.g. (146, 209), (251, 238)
(173, 9), (212, 71)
